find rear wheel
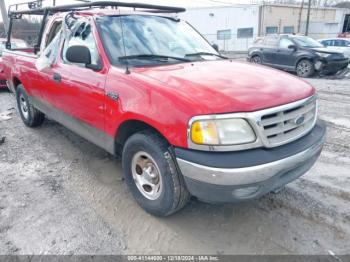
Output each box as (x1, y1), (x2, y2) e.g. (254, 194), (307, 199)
(296, 59), (315, 78)
(16, 84), (45, 127)
(250, 55), (262, 64)
(122, 131), (190, 216)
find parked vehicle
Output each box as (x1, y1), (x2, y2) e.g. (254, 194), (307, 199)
(0, 38), (28, 89)
(248, 34), (349, 77)
(3, 2), (326, 216)
(318, 38), (350, 58)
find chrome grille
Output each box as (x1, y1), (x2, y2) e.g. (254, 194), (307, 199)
(258, 96), (317, 147)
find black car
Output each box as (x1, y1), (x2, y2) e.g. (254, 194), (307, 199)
(247, 35), (349, 77)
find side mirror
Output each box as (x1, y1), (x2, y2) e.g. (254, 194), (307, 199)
(66, 45), (91, 64)
(288, 44), (297, 50)
(66, 45), (102, 71)
(212, 44), (219, 52)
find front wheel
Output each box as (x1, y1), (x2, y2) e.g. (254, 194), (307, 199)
(296, 59), (315, 78)
(122, 131), (190, 216)
(250, 55), (262, 64)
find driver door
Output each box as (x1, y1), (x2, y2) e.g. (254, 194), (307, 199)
(46, 20), (107, 145)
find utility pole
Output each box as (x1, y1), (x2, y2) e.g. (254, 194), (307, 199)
(305, 0), (311, 36)
(0, 0), (9, 35)
(297, 0), (304, 34)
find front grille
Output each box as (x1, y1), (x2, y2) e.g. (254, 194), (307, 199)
(257, 96), (317, 147)
(0, 80), (7, 85)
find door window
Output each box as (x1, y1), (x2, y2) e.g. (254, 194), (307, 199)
(63, 23), (100, 66)
(279, 38), (294, 49)
(321, 40), (333, 46)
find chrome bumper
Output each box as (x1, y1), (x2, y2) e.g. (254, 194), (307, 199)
(177, 135), (324, 186)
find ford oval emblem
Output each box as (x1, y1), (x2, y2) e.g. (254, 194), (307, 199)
(294, 116), (305, 125)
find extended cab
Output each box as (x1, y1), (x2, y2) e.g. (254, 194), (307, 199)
(3, 1), (326, 216)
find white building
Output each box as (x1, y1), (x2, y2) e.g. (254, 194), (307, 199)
(178, 3), (350, 52)
(180, 5), (260, 52)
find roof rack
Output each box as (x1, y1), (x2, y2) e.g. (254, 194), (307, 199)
(8, 0), (44, 14)
(8, 1), (186, 16)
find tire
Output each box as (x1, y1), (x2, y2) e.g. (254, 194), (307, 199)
(296, 59), (315, 78)
(250, 55), (262, 64)
(122, 131), (190, 216)
(16, 84), (45, 127)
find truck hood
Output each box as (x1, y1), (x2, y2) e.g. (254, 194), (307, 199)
(133, 60), (315, 114)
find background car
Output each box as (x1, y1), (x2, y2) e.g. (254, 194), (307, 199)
(318, 38), (350, 58)
(248, 34), (349, 77)
(0, 38), (29, 90)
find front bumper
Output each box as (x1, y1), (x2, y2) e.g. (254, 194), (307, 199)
(175, 120), (326, 203)
(318, 58), (349, 74)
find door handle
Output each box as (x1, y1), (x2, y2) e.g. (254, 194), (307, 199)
(53, 73), (61, 83)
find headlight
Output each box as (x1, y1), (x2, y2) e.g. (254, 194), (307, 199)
(316, 52), (330, 58)
(190, 118), (256, 145)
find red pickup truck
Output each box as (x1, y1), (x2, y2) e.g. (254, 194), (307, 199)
(3, 2), (326, 216)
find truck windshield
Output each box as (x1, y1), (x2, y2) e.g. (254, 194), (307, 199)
(96, 15), (220, 66)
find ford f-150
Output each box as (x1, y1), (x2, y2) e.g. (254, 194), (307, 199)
(2, 1), (326, 216)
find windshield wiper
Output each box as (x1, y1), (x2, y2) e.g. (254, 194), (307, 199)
(185, 52), (228, 59)
(119, 54), (191, 62)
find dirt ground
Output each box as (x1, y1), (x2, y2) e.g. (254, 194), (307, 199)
(0, 72), (350, 255)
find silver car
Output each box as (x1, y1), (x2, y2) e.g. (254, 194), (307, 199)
(318, 38), (350, 58)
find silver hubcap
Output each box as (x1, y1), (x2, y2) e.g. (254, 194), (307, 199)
(131, 151), (162, 200)
(19, 94), (29, 119)
(297, 61), (310, 76)
(252, 56), (261, 63)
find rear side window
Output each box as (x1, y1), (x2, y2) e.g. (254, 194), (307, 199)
(10, 14), (43, 49)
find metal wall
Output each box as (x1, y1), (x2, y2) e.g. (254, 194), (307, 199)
(179, 5), (260, 52)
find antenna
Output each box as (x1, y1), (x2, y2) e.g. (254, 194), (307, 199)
(119, 11), (130, 75)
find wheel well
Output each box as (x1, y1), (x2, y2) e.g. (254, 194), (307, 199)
(13, 77), (21, 90)
(114, 120), (168, 155)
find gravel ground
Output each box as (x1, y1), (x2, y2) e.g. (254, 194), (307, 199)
(0, 71), (350, 255)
